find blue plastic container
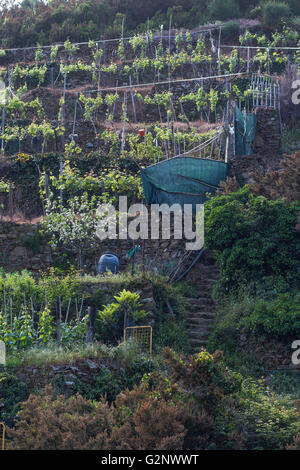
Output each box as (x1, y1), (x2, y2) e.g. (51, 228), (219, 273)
(97, 253), (119, 275)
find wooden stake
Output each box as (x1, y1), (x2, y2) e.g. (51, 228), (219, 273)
(56, 298), (61, 350)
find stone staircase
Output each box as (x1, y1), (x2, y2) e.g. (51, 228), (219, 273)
(184, 253), (219, 352)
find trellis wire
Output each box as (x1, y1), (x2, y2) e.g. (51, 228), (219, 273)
(0, 25), (226, 53)
(87, 71), (248, 94)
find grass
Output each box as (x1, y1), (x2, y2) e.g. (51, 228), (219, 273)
(3, 340), (154, 369)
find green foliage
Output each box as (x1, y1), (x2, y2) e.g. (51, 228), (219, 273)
(79, 93), (103, 120)
(3, 346), (300, 450)
(73, 356), (156, 402)
(22, 230), (43, 254)
(41, 193), (102, 271)
(208, 0), (241, 20)
(221, 21), (241, 42)
(96, 289), (149, 344)
(155, 318), (191, 354)
(204, 187), (300, 297)
(0, 306), (87, 352)
(0, 371), (29, 427)
(233, 379), (300, 449)
(244, 293), (300, 339)
(262, 1), (290, 28)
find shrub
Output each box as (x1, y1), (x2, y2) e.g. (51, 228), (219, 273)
(232, 379), (300, 450)
(249, 6), (262, 18)
(262, 1), (290, 28)
(107, 397), (187, 450)
(8, 384), (190, 450)
(221, 21), (240, 42)
(96, 290), (149, 344)
(249, 151), (300, 203)
(7, 348), (300, 450)
(204, 187), (300, 297)
(0, 371), (29, 427)
(155, 318), (191, 354)
(244, 293), (300, 339)
(7, 386), (115, 450)
(287, 0), (300, 15)
(208, 0), (241, 20)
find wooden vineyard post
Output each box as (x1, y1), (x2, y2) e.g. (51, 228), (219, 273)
(44, 173), (50, 199)
(121, 92), (127, 152)
(86, 306), (96, 343)
(1, 107), (5, 155)
(56, 298), (61, 350)
(129, 76), (137, 122)
(8, 184), (13, 220)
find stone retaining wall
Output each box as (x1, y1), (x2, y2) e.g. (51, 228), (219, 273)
(0, 211), (192, 274)
(253, 107), (281, 155)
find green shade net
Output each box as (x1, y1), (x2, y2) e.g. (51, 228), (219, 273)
(140, 157), (228, 207)
(235, 106), (257, 156)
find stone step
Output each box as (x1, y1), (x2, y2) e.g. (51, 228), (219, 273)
(188, 318), (215, 328)
(189, 280), (217, 288)
(190, 339), (209, 346)
(185, 297), (215, 305)
(189, 330), (212, 338)
(187, 312), (216, 319)
(187, 304), (215, 313)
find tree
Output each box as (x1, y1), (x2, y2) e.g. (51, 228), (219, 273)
(41, 193), (101, 273)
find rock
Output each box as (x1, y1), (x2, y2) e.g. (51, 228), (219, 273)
(64, 373), (76, 387)
(86, 359), (98, 370)
(65, 381), (75, 387)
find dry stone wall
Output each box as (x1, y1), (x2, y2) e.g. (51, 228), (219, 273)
(0, 212), (191, 274)
(253, 107), (282, 155)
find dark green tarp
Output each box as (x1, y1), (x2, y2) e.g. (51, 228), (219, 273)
(235, 106), (257, 156)
(140, 157), (228, 207)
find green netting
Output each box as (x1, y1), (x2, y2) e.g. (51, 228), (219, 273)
(234, 106), (257, 156)
(140, 157), (228, 207)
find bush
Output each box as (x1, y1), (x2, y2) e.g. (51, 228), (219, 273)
(96, 289), (149, 344)
(287, 0), (300, 15)
(249, 6), (262, 18)
(0, 371), (29, 427)
(221, 21), (240, 41)
(244, 293), (300, 339)
(7, 384), (190, 450)
(7, 386), (115, 450)
(208, 0), (241, 20)
(8, 348), (300, 450)
(204, 187), (300, 297)
(155, 318), (191, 354)
(262, 1), (290, 28)
(232, 379), (300, 450)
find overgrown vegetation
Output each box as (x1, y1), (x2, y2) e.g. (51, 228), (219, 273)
(205, 186), (300, 297)
(0, 0), (300, 452)
(4, 348), (300, 450)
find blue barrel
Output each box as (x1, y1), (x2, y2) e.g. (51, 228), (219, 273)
(97, 253), (119, 274)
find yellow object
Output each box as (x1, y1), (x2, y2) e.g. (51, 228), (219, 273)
(0, 422), (5, 450)
(124, 326), (152, 355)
